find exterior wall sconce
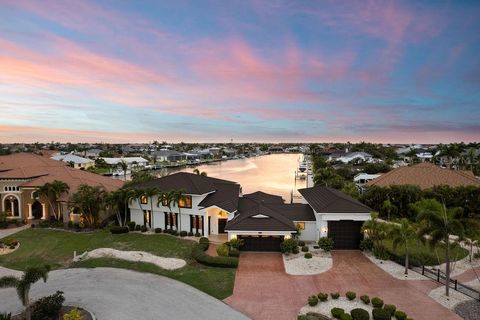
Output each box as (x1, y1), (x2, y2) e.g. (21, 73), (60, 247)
(321, 227), (328, 233)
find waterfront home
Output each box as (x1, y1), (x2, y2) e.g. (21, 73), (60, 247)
(152, 150), (186, 162)
(0, 153), (123, 221)
(337, 152), (374, 164)
(101, 157), (149, 169)
(129, 172), (372, 251)
(354, 173), (382, 188)
(51, 153), (95, 170)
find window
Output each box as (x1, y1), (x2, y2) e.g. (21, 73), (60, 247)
(161, 195), (168, 206)
(140, 196), (148, 204)
(178, 195), (192, 208)
(296, 222), (305, 230)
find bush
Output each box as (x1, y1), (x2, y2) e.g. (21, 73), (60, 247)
(67, 221), (74, 229)
(154, 228), (162, 233)
(216, 243), (230, 257)
(372, 308), (390, 320)
(298, 240), (306, 246)
(140, 225), (148, 233)
(31, 291), (65, 320)
(304, 252), (313, 259)
(228, 238), (245, 249)
(318, 237), (334, 252)
(280, 238), (298, 254)
(301, 246), (309, 252)
(191, 242), (238, 268)
(195, 232), (201, 237)
(110, 226), (129, 234)
(371, 297), (384, 308)
(384, 304), (396, 316)
(340, 314), (352, 320)
(180, 230), (188, 237)
(317, 292), (328, 302)
(331, 307), (344, 319)
(171, 230), (178, 236)
(474, 252), (480, 259)
(0, 312), (11, 320)
(360, 295), (370, 304)
(188, 231), (194, 236)
(345, 291), (356, 300)
(350, 308), (369, 320)
(330, 292), (340, 299)
(63, 308), (82, 320)
(308, 295), (319, 306)
(229, 248), (240, 257)
(135, 225), (141, 231)
(394, 311), (407, 320)
(293, 246), (300, 254)
(127, 221), (136, 231)
(359, 238), (374, 251)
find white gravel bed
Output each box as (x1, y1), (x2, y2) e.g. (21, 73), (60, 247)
(300, 297), (373, 317)
(362, 252), (427, 280)
(86, 248), (186, 270)
(283, 247), (332, 275)
(436, 255), (480, 277)
(429, 278), (480, 310)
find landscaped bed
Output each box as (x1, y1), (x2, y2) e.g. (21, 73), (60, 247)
(0, 239), (20, 255)
(0, 228), (236, 299)
(283, 247), (332, 275)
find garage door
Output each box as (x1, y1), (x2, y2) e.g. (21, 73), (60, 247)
(238, 236), (283, 252)
(327, 221), (364, 250)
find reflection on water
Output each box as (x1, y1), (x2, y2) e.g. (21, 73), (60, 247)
(174, 154), (307, 201)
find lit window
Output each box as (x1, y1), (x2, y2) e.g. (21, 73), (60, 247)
(140, 196), (148, 204)
(296, 222), (305, 230)
(178, 195), (192, 208)
(161, 195), (168, 206)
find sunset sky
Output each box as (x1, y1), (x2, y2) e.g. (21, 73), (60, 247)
(1, 0), (479, 143)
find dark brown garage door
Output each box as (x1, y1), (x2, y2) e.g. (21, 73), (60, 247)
(328, 221), (364, 250)
(238, 236), (283, 252)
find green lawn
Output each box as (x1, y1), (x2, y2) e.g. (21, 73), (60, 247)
(382, 238), (468, 266)
(0, 229), (235, 299)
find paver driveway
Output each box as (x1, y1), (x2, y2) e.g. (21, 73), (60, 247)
(225, 251), (463, 320)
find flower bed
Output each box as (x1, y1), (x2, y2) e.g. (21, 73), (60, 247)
(0, 239), (20, 255)
(283, 244), (332, 275)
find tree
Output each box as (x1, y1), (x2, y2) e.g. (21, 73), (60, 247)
(157, 190), (176, 230)
(118, 160), (128, 181)
(193, 168), (207, 176)
(414, 199), (464, 296)
(388, 218), (417, 274)
(37, 180), (70, 220)
(381, 199), (396, 221)
(71, 185), (106, 227)
(105, 189), (134, 227)
(0, 265), (50, 320)
(361, 212), (387, 250)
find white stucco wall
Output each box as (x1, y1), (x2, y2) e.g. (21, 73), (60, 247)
(296, 221), (317, 241)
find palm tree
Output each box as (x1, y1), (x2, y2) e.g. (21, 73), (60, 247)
(466, 148), (477, 171)
(171, 190), (186, 232)
(71, 185), (106, 227)
(118, 160), (128, 181)
(144, 187), (160, 228)
(414, 199), (464, 296)
(157, 190), (175, 230)
(381, 199), (395, 221)
(0, 265), (50, 320)
(361, 212), (386, 249)
(389, 218), (417, 274)
(37, 180), (70, 220)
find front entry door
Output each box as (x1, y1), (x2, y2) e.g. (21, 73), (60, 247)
(218, 218), (227, 233)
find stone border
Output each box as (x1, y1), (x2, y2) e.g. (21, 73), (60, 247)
(0, 241), (20, 256)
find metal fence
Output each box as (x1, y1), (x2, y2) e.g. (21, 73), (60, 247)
(410, 265), (480, 301)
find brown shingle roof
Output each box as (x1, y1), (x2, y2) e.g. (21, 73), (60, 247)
(367, 162), (480, 189)
(0, 153), (123, 201)
(298, 186), (371, 214)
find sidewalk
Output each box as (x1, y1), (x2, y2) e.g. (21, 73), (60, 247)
(0, 224), (30, 240)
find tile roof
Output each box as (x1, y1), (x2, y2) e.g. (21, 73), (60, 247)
(298, 186), (371, 214)
(198, 182), (240, 212)
(366, 162), (480, 189)
(265, 203), (316, 221)
(243, 191), (284, 204)
(0, 153), (124, 201)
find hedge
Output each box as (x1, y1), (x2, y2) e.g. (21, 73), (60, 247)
(110, 226), (129, 234)
(191, 239), (238, 268)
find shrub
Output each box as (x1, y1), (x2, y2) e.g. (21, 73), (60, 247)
(67, 221), (74, 228)
(474, 252), (480, 259)
(154, 228), (162, 233)
(298, 240), (306, 247)
(229, 248), (240, 257)
(127, 221), (136, 231)
(188, 231), (194, 236)
(345, 291), (356, 300)
(280, 238), (298, 254)
(318, 237), (334, 252)
(308, 295), (319, 306)
(359, 238), (374, 251)
(293, 246), (300, 254)
(191, 242), (238, 268)
(180, 230), (188, 237)
(110, 226), (129, 234)
(330, 292), (340, 299)
(31, 291), (65, 320)
(171, 230), (178, 236)
(317, 292), (328, 302)
(340, 314), (352, 320)
(394, 311), (407, 320)
(228, 238), (245, 249)
(216, 243), (230, 257)
(331, 307), (344, 319)
(195, 232), (201, 237)
(360, 295), (370, 304)
(350, 308), (369, 320)
(199, 236), (209, 243)
(301, 246), (309, 252)
(371, 297), (384, 308)
(135, 225), (141, 231)
(372, 308), (390, 320)
(384, 304), (396, 316)
(140, 225), (148, 233)
(304, 252), (312, 259)
(63, 308), (82, 320)
(0, 312), (11, 320)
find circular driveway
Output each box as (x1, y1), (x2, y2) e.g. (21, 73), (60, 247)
(0, 267), (249, 320)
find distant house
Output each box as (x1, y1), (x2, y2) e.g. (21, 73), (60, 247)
(101, 157), (149, 169)
(51, 153), (94, 169)
(337, 152), (373, 164)
(84, 148), (102, 159)
(354, 173), (382, 186)
(152, 150), (185, 162)
(367, 162), (480, 189)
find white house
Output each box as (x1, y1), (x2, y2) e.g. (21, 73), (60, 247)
(128, 172), (372, 251)
(354, 173), (382, 186)
(337, 152), (373, 164)
(51, 153), (94, 169)
(101, 157), (148, 169)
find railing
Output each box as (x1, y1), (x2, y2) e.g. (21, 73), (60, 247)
(410, 265), (480, 301)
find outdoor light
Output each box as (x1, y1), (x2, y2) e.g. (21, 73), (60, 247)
(284, 234), (291, 240)
(321, 227), (328, 233)
(231, 234), (237, 240)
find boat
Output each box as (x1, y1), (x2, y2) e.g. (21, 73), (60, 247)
(298, 160), (308, 173)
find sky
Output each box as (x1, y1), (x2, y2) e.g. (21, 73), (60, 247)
(1, 0), (480, 144)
